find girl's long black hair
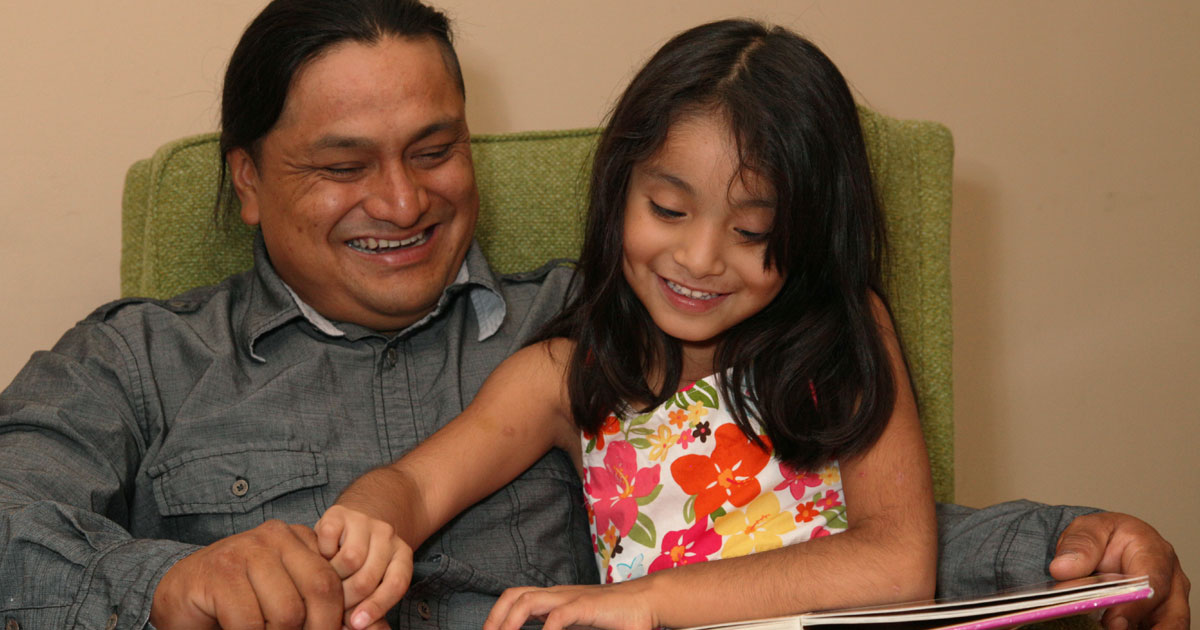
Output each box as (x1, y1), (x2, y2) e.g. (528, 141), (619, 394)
(532, 19), (897, 470)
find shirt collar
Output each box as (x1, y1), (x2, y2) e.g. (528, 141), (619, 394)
(240, 236), (507, 361)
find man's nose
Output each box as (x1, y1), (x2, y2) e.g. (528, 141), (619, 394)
(364, 162), (429, 227)
(671, 221), (726, 278)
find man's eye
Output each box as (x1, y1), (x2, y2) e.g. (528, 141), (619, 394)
(322, 166), (363, 177)
(649, 201), (684, 219)
(414, 145), (453, 164)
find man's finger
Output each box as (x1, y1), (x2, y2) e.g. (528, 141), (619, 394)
(279, 529), (345, 630)
(1049, 513), (1116, 580)
(246, 552), (307, 629)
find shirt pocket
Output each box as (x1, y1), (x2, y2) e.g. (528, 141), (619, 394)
(147, 441), (328, 545)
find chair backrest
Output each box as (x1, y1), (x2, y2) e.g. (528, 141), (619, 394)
(121, 108), (954, 501)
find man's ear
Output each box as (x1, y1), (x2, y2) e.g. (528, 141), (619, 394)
(227, 147), (262, 226)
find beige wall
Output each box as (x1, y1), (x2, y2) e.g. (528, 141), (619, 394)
(2, 0), (1195, 611)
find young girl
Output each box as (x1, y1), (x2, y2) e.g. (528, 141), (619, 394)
(321, 18), (935, 630)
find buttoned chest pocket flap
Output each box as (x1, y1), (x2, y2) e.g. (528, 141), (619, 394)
(148, 442), (328, 545)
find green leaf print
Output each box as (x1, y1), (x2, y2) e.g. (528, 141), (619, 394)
(673, 392), (690, 410)
(636, 483), (663, 506)
(628, 438), (652, 449)
(627, 511), (657, 549)
(585, 437), (597, 453)
(682, 494), (696, 524)
(710, 507), (726, 519)
(693, 380), (721, 409)
(686, 387), (716, 410)
(629, 427), (654, 436)
(629, 413), (653, 427)
(821, 505), (848, 530)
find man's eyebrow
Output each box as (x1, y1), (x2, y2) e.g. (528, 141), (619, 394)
(308, 119), (467, 151)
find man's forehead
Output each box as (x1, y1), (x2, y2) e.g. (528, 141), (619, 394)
(272, 36), (464, 138)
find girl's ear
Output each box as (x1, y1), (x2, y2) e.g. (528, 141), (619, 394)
(227, 148), (262, 226)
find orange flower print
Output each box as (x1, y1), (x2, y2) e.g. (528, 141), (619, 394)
(795, 501), (821, 523)
(670, 423), (771, 519)
(668, 409), (689, 429)
(584, 414), (622, 451)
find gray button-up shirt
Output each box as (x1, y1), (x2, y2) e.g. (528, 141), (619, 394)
(0, 238), (1099, 629)
(0, 238), (595, 629)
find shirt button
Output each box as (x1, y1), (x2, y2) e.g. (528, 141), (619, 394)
(231, 478), (249, 497)
(385, 347), (399, 368)
(416, 601), (432, 620)
(105, 613), (118, 630)
(6, 618), (19, 630)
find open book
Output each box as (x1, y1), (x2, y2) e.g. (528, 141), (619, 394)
(680, 574), (1152, 630)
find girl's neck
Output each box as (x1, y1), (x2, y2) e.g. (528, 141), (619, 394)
(679, 339), (718, 384)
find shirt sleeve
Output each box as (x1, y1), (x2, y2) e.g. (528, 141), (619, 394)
(0, 318), (198, 629)
(935, 500), (1103, 598)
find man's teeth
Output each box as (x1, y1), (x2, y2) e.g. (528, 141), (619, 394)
(348, 232), (428, 252)
(665, 279), (720, 300)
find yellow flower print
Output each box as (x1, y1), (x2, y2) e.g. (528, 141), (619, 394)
(819, 464), (840, 485)
(713, 492), (796, 559)
(686, 401), (709, 426)
(648, 425), (679, 462)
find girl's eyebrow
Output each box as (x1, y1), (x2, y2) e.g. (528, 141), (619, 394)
(640, 164), (775, 209)
(641, 166), (695, 197)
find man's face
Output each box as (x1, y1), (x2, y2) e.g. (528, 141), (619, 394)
(230, 36), (478, 331)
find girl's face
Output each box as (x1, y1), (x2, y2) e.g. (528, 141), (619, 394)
(621, 112), (785, 362)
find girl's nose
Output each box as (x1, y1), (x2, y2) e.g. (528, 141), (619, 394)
(671, 222), (726, 278)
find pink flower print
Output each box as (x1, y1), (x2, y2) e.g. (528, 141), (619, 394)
(773, 461), (823, 500)
(585, 441), (661, 537)
(810, 525), (832, 539)
(677, 428), (696, 450)
(815, 489), (842, 510)
(648, 516), (722, 573)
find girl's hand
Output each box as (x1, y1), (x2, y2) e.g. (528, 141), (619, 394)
(484, 583), (656, 630)
(315, 504), (414, 629)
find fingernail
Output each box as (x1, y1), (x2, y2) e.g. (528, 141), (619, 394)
(352, 611), (371, 629)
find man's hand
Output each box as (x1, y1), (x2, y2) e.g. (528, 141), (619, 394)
(1049, 512), (1190, 630)
(315, 505), (413, 630)
(151, 520), (344, 629)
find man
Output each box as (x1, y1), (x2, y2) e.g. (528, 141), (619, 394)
(0, 1), (1188, 629)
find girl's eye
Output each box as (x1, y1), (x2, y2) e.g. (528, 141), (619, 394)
(736, 228), (768, 242)
(649, 201), (684, 219)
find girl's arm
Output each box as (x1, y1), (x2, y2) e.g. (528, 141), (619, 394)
(316, 339), (580, 628)
(485, 301), (937, 630)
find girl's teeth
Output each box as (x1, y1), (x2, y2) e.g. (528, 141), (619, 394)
(666, 279), (719, 300)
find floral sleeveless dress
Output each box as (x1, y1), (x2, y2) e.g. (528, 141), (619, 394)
(580, 372), (846, 583)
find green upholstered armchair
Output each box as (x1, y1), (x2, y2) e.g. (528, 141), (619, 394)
(121, 107), (955, 502)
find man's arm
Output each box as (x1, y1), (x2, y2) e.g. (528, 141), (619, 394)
(0, 318), (350, 629)
(937, 501), (1190, 630)
(0, 320), (197, 627)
